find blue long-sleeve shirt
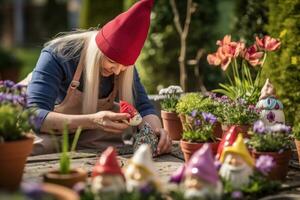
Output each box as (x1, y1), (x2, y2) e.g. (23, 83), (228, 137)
(27, 47), (156, 132)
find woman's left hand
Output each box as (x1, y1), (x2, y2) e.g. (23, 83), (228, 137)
(155, 128), (172, 155)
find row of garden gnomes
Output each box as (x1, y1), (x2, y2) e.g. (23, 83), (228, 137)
(91, 144), (161, 197)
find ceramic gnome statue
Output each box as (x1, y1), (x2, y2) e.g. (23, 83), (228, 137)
(120, 101), (159, 156)
(216, 125), (241, 160)
(256, 79), (285, 126)
(219, 134), (255, 189)
(124, 144), (161, 192)
(91, 147), (125, 194)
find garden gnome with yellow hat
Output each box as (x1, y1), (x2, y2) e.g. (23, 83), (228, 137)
(219, 134), (255, 189)
(183, 143), (223, 199)
(124, 144), (161, 192)
(256, 79), (285, 126)
(91, 147), (125, 194)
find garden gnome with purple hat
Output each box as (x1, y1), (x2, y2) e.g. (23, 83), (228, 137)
(91, 147), (125, 194)
(256, 79), (285, 126)
(183, 143), (222, 199)
(219, 134), (255, 189)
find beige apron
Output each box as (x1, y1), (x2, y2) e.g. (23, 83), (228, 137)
(32, 55), (125, 155)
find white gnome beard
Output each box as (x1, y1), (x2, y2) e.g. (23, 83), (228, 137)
(92, 175), (125, 194)
(129, 114), (142, 126)
(125, 165), (153, 191)
(219, 155), (253, 189)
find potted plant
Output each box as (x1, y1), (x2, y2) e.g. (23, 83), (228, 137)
(177, 101), (219, 161)
(0, 48), (22, 82)
(0, 80), (36, 191)
(292, 123), (300, 164)
(43, 124), (87, 188)
(248, 120), (293, 180)
(158, 85), (183, 140)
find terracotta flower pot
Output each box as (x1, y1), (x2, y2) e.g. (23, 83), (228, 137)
(295, 139), (300, 164)
(222, 124), (251, 138)
(251, 150), (292, 181)
(42, 183), (79, 200)
(180, 139), (220, 162)
(44, 168), (87, 188)
(0, 137), (34, 191)
(213, 122), (223, 139)
(161, 110), (183, 140)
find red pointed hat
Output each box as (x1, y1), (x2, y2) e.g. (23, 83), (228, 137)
(120, 100), (138, 119)
(96, 0), (154, 66)
(92, 147), (123, 177)
(216, 126), (242, 160)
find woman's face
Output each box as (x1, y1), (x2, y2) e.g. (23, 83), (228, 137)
(101, 56), (127, 77)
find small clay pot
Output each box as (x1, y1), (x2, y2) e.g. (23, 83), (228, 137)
(294, 139), (300, 164)
(222, 124), (251, 138)
(161, 110), (183, 140)
(43, 168), (87, 188)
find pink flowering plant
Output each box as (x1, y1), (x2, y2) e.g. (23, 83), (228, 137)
(248, 120), (293, 152)
(0, 80), (37, 142)
(207, 35), (281, 104)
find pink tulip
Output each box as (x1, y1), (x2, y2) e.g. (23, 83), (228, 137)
(216, 35), (232, 46)
(207, 52), (221, 66)
(243, 45), (264, 66)
(255, 36), (281, 51)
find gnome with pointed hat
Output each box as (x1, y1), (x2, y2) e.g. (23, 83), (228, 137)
(25, 0), (172, 157)
(256, 79), (285, 126)
(181, 144), (222, 199)
(219, 134), (254, 189)
(91, 147), (125, 194)
(124, 144), (161, 192)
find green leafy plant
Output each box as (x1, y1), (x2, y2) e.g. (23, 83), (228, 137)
(248, 121), (293, 152)
(207, 35), (281, 104)
(0, 80), (37, 142)
(293, 123), (300, 140)
(182, 111), (217, 143)
(176, 93), (204, 115)
(158, 85), (183, 112)
(59, 124), (82, 174)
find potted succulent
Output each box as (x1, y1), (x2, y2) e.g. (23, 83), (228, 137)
(158, 85), (183, 140)
(292, 123), (300, 164)
(178, 103), (219, 162)
(43, 125), (87, 188)
(0, 80), (36, 191)
(248, 121), (293, 180)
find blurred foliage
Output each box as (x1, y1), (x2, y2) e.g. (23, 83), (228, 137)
(16, 48), (41, 81)
(137, 0), (222, 94)
(0, 48), (22, 70)
(80, 0), (123, 29)
(263, 0), (300, 125)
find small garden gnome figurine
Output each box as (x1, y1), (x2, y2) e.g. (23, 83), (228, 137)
(184, 144), (223, 199)
(219, 134), (254, 189)
(120, 101), (142, 126)
(256, 79), (285, 126)
(216, 125), (241, 160)
(91, 147), (125, 194)
(124, 144), (161, 192)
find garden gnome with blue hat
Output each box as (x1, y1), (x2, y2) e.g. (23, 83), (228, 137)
(91, 147), (125, 194)
(219, 134), (255, 189)
(184, 143), (223, 199)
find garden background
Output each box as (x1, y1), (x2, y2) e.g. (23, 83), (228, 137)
(0, 0), (299, 125)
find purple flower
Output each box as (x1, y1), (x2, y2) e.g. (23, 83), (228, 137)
(253, 120), (265, 134)
(194, 119), (202, 127)
(255, 155), (275, 175)
(73, 182), (86, 195)
(190, 110), (197, 118)
(170, 165), (185, 184)
(238, 98), (246, 105)
(21, 182), (43, 199)
(3, 80), (15, 88)
(202, 112), (217, 124)
(268, 123), (292, 134)
(139, 183), (154, 194)
(231, 191), (243, 199)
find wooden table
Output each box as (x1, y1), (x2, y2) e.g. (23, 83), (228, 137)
(23, 143), (300, 199)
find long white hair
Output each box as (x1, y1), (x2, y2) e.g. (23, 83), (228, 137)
(45, 30), (134, 114)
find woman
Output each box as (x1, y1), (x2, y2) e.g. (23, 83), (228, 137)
(26, 0), (172, 155)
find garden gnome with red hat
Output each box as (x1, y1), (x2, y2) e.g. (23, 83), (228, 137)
(26, 0), (171, 157)
(219, 134), (255, 189)
(183, 143), (223, 199)
(216, 125), (241, 159)
(91, 147), (125, 194)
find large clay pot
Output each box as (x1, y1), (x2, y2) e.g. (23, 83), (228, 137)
(161, 110), (183, 140)
(180, 140), (220, 162)
(222, 124), (251, 138)
(44, 168), (87, 188)
(251, 150), (292, 181)
(295, 140), (300, 164)
(0, 137), (34, 191)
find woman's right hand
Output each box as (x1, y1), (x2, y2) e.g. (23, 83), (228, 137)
(91, 111), (130, 133)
